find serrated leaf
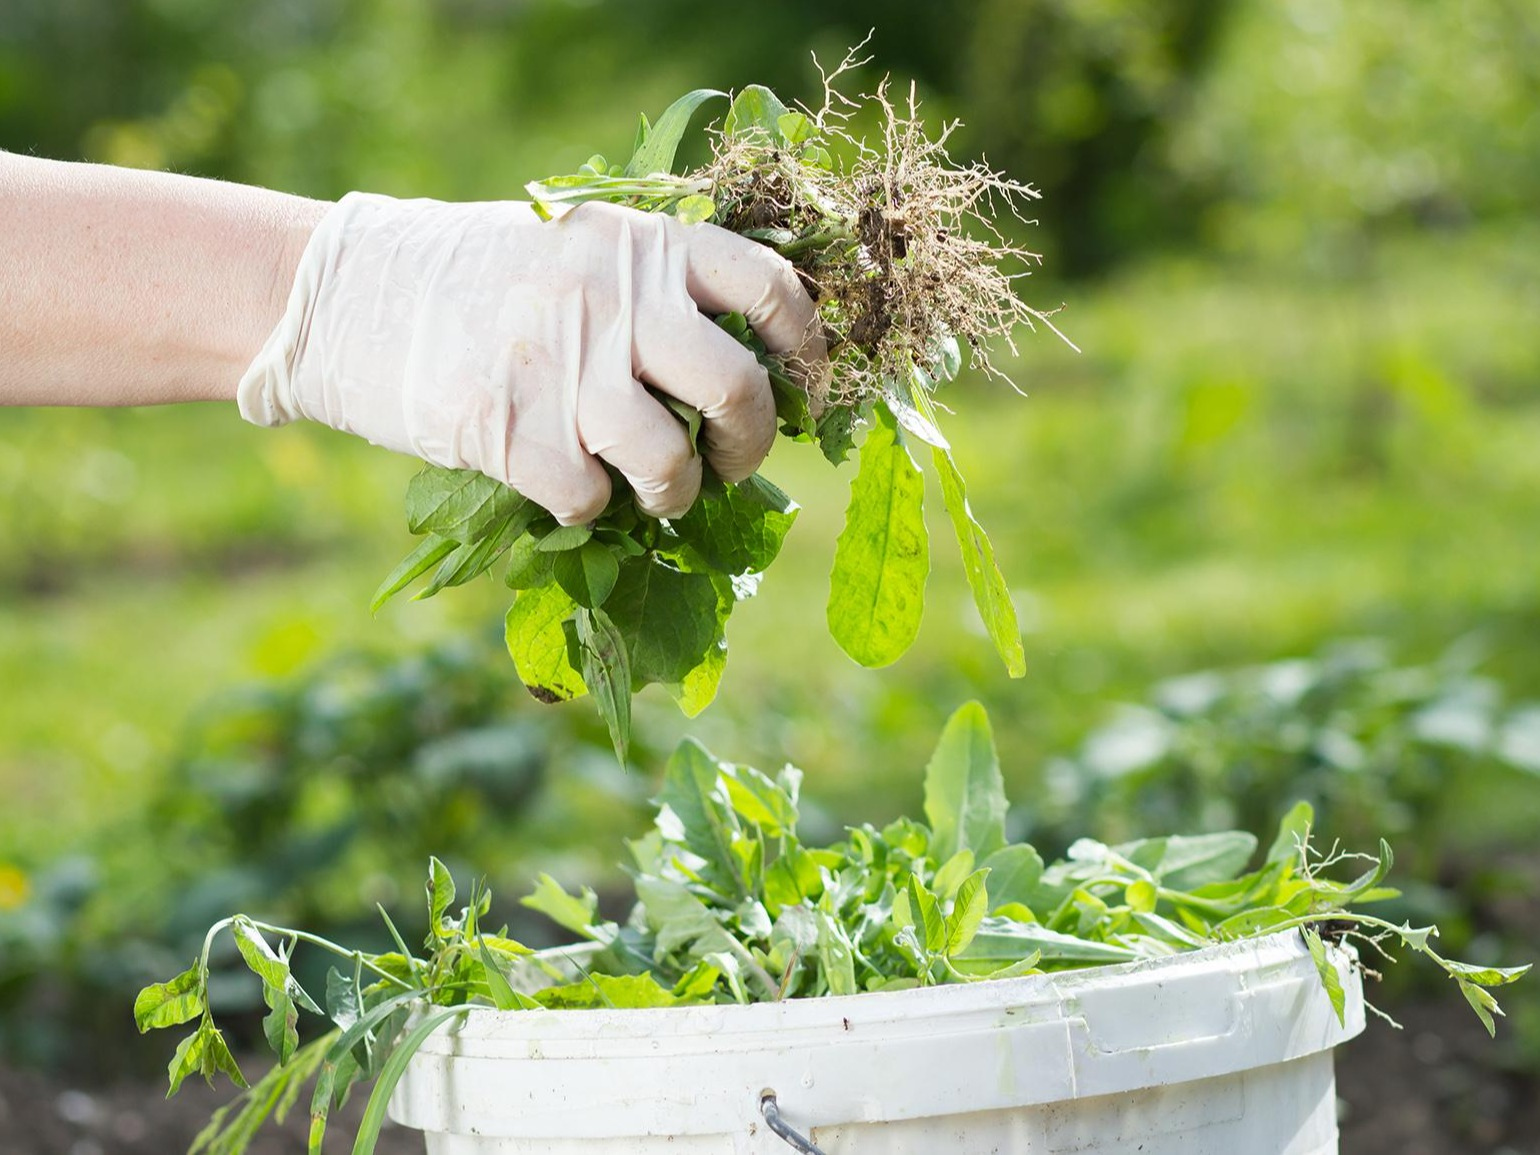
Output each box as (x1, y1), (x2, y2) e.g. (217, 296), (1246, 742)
(575, 606), (632, 762)
(521, 873), (602, 938)
(505, 585), (587, 703)
(827, 405), (929, 668)
(626, 88), (726, 177)
(135, 966), (205, 1033)
(931, 443), (1024, 677)
(924, 701), (1008, 863)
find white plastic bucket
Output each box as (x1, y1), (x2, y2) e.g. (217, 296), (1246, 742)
(388, 930), (1363, 1154)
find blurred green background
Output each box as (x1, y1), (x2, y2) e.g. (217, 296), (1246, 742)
(2, 0), (1539, 1142)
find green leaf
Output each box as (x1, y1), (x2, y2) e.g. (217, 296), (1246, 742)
(657, 738), (740, 889)
(415, 515), (522, 599)
(906, 875), (947, 954)
(405, 467), (528, 541)
(231, 921), (316, 1065)
(605, 558), (720, 689)
(945, 868), (992, 956)
(816, 912), (858, 996)
(537, 523), (595, 552)
(723, 84), (791, 142)
(668, 640), (727, 718)
(575, 606), (632, 762)
(673, 194), (716, 225)
(776, 111), (814, 145)
(427, 857), (455, 936)
(924, 701), (1008, 863)
(1444, 960), (1532, 987)
(536, 973), (680, 1009)
(371, 535), (456, 612)
(1266, 801), (1315, 864)
(670, 475), (799, 575)
(505, 585), (587, 703)
(956, 917), (1141, 967)
(502, 533), (555, 589)
(1302, 927), (1348, 1026)
(931, 443), (1025, 677)
(720, 765), (799, 835)
(626, 89), (726, 177)
(476, 940), (535, 1011)
(1459, 980), (1502, 1037)
(816, 403), (859, 465)
(553, 540), (621, 609)
(135, 966), (204, 1033)
(980, 845), (1044, 912)
(167, 1021), (247, 1097)
(827, 405), (930, 668)
(1125, 832), (1259, 890)
(521, 873), (602, 938)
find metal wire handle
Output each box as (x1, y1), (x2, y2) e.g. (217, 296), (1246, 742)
(759, 1089), (829, 1155)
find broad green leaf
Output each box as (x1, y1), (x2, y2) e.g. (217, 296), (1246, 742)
(505, 585), (587, 703)
(1266, 801), (1315, 864)
(945, 869), (992, 956)
(931, 849), (977, 901)
(668, 640), (727, 718)
(670, 475), (799, 575)
(605, 559), (720, 689)
(371, 535), (455, 612)
(816, 402), (858, 465)
(1302, 927), (1348, 1026)
(537, 523), (594, 552)
(1122, 832), (1258, 890)
(981, 845), (1044, 912)
(553, 541), (621, 608)
(827, 405), (929, 668)
(763, 847), (824, 914)
(521, 873), (602, 938)
(1125, 879), (1159, 914)
(657, 738), (740, 889)
(405, 467), (528, 541)
(673, 194), (716, 224)
(931, 443), (1025, 677)
(575, 607), (632, 761)
(626, 89), (726, 177)
(723, 84), (792, 142)
(427, 857), (455, 936)
(135, 966), (204, 1034)
(924, 701), (1008, 863)
(503, 534), (555, 589)
(776, 111), (814, 144)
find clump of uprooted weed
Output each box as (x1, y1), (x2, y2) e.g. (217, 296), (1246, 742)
(379, 49), (1074, 760)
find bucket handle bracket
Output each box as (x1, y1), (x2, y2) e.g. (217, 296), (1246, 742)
(759, 1089), (828, 1155)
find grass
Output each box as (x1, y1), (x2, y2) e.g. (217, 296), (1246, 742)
(1, 223), (1536, 866)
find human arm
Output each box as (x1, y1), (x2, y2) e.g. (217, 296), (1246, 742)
(0, 153), (827, 521)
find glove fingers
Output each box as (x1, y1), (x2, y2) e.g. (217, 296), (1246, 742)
(634, 308), (776, 484)
(579, 377), (703, 520)
(677, 222), (831, 408)
(501, 438), (612, 527)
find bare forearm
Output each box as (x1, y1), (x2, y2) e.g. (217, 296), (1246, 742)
(0, 152), (327, 406)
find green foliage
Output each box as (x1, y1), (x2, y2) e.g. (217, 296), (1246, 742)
(383, 84), (1031, 757)
(139, 703), (1527, 1152)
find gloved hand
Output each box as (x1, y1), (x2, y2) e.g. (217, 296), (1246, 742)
(238, 192), (827, 524)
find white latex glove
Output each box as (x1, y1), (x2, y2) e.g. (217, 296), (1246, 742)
(238, 192), (826, 524)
